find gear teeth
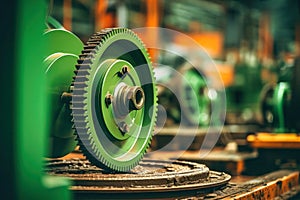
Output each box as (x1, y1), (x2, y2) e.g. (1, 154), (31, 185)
(73, 76), (88, 81)
(81, 49), (97, 54)
(72, 95), (86, 100)
(139, 30), (158, 153)
(75, 127), (88, 132)
(90, 36), (101, 40)
(74, 70), (89, 76)
(75, 64), (91, 70)
(87, 40), (101, 44)
(71, 28), (158, 172)
(72, 102), (85, 108)
(72, 89), (85, 96)
(79, 53), (95, 59)
(72, 110), (85, 115)
(77, 58), (92, 64)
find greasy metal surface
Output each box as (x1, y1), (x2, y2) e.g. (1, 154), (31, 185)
(46, 159), (231, 198)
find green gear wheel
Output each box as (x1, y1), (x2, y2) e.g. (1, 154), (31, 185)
(72, 28), (157, 172)
(178, 66), (211, 126)
(260, 82), (291, 132)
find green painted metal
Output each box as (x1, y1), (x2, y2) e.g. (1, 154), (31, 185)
(100, 59), (143, 141)
(260, 82), (291, 133)
(273, 82), (291, 133)
(43, 28), (83, 157)
(4, 1), (156, 198)
(226, 62), (263, 124)
(43, 29), (83, 56)
(180, 68), (210, 126)
(44, 53), (78, 157)
(73, 28), (158, 172)
(13, 1), (71, 199)
(46, 16), (64, 29)
(260, 60), (298, 133)
(155, 65), (211, 126)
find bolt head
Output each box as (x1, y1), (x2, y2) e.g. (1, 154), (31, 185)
(118, 121), (129, 134)
(122, 66), (128, 74)
(105, 93), (112, 107)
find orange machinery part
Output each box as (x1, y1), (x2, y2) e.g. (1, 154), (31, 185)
(63, 0), (72, 30)
(173, 32), (233, 87)
(144, 0), (160, 63)
(173, 32), (224, 59)
(95, 0), (116, 31)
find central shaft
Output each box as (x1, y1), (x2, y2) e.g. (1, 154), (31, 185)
(113, 82), (145, 119)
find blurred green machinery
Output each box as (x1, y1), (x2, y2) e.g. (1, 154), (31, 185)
(1, 0), (157, 199)
(179, 66), (211, 126)
(260, 57), (300, 132)
(155, 59), (211, 127)
(225, 60), (263, 125)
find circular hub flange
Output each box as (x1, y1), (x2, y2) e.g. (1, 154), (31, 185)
(100, 59), (145, 140)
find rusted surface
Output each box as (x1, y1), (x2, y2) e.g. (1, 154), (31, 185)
(45, 158), (300, 199)
(178, 149), (257, 176)
(230, 171), (299, 200)
(46, 159), (231, 199)
(187, 170), (299, 199)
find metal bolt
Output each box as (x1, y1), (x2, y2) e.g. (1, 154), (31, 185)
(117, 66), (129, 78)
(105, 93), (112, 107)
(118, 121), (129, 134)
(122, 66), (128, 74)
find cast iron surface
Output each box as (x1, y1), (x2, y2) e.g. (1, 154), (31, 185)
(46, 158), (231, 198)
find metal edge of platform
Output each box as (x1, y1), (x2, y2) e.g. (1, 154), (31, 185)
(71, 171), (231, 193)
(198, 170), (300, 200)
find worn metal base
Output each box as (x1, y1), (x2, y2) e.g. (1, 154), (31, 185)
(199, 170), (299, 199)
(46, 159), (231, 199)
(46, 158), (300, 199)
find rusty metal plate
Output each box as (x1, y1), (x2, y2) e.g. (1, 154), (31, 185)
(198, 170), (299, 200)
(46, 159), (231, 199)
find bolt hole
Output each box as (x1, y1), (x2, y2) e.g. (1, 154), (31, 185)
(134, 88), (144, 108)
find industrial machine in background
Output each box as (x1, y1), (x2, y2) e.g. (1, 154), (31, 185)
(246, 56), (300, 175)
(155, 57), (211, 128)
(259, 57), (298, 133)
